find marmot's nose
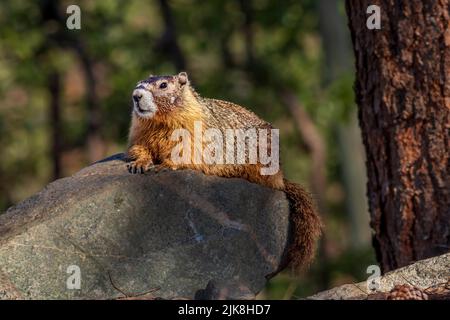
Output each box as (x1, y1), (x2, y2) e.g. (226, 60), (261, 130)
(132, 90), (143, 103)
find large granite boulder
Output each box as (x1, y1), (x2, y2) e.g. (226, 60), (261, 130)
(0, 154), (291, 300)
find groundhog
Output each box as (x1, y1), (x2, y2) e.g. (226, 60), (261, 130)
(127, 72), (322, 269)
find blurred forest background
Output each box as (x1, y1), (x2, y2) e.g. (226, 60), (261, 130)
(0, 0), (377, 298)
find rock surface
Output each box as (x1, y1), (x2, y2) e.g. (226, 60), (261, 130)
(308, 252), (450, 300)
(0, 154), (291, 300)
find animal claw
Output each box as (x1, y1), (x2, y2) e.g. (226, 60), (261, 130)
(126, 161), (151, 174)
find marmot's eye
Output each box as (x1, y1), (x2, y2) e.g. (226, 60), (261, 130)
(159, 82), (168, 89)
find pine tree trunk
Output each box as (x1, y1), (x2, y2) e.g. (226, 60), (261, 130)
(345, 0), (450, 271)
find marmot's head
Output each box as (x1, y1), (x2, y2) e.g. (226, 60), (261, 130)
(132, 72), (189, 119)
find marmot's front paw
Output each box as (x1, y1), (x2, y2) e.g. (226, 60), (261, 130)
(127, 160), (152, 174)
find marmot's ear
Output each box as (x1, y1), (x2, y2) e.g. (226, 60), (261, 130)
(148, 73), (154, 78)
(177, 72), (188, 86)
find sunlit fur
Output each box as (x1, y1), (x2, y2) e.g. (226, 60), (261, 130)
(127, 72), (322, 270)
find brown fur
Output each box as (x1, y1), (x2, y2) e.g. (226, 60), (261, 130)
(127, 72), (322, 269)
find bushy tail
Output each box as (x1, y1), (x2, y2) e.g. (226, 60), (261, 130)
(283, 179), (322, 270)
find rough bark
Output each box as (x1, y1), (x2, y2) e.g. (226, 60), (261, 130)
(346, 0), (450, 271)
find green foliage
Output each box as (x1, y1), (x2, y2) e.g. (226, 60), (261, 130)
(0, 0), (373, 298)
